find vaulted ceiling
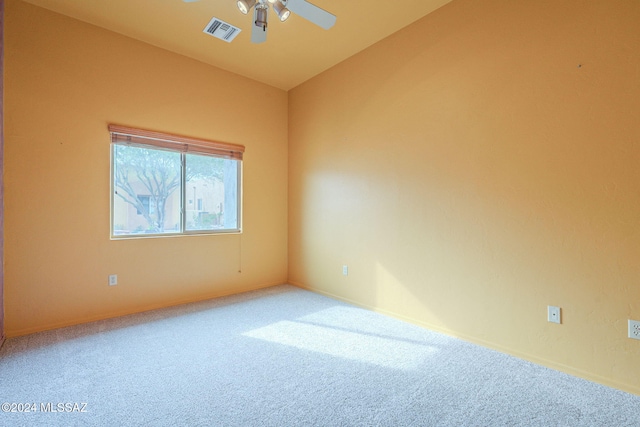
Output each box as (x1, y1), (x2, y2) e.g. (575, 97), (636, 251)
(20, 0), (452, 90)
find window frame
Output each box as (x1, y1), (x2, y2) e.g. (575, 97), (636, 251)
(109, 125), (244, 239)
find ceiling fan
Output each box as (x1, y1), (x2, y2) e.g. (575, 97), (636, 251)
(184, 0), (336, 44)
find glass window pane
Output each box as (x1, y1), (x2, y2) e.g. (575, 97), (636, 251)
(112, 144), (181, 235)
(185, 153), (240, 231)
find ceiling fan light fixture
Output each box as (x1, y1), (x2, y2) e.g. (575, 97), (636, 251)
(237, 0), (256, 15)
(273, 2), (290, 22)
(254, 6), (268, 30)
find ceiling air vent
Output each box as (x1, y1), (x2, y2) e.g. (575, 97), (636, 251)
(203, 17), (241, 43)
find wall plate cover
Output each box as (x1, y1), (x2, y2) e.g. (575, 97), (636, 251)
(548, 306), (561, 324)
(629, 319), (640, 340)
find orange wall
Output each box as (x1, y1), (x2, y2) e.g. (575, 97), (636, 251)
(4, 0), (288, 336)
(289, 0), (640, 394)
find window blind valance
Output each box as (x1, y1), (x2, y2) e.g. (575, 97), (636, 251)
(108, 124), (244, 161)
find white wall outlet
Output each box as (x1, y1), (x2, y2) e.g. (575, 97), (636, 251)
(108, 274), (118, 286)
(342, 265), (348, 276)
(628, 320), (640, 340)
(547, 305), (561, 324)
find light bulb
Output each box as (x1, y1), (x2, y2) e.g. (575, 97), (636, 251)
(273, 1), (290, 22)
(237, 0), (256, 15)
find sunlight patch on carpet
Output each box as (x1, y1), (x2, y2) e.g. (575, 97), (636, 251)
(243, 319), (438, 370)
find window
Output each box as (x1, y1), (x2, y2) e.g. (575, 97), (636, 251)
(110, 125), (244, 237)
(136, 196), (154, 215)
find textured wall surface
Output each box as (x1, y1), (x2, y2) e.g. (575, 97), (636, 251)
(4, 0), (288, 336)
(289, 0), (640, 394)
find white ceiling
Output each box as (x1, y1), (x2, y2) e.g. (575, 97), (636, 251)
(20, 0), (453, 90)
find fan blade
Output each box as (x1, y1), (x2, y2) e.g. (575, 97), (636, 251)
(251, 7), (268, 43)
(285, 0), (336, 30)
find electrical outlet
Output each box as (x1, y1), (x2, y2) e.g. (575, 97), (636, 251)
(629, 320), (640, 340)
(342, 265), (348, 276)
(108, 274), (118, 286)
(547, 306), (561, 324)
